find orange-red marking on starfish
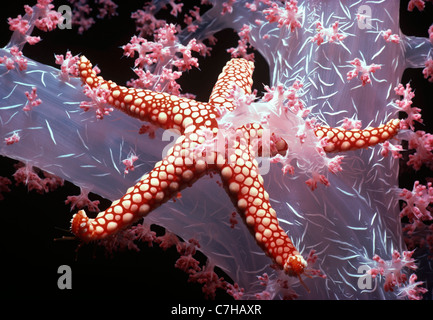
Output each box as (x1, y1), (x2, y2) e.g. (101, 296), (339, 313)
(315, 119), (400, 152)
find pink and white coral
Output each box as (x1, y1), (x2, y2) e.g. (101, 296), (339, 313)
(65, 187), (100, 213)
(312, 21), (346, 46)
(122, 24), (209, 95)
(368, 250), (426, 299)
(399, 181), (433, 223)
(346, 58), (382, 86)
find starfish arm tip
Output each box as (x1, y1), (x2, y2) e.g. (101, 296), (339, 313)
(284, 254), (308, 277)
(71, 209), (93, 242)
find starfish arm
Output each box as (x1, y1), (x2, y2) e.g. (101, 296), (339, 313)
(77, 56), (219, 134)
(71, 133), (209, 242)
(315, 119), (400, 153)
(208, 58), (255, 112)
(235, 118), (400, 159)
(220, 126), (307, 276)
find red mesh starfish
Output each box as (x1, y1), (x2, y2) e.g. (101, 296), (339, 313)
(71, 56), (400, 277)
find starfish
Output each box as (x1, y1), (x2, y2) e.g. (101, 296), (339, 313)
(71, 56), (400, 277)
